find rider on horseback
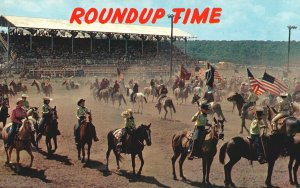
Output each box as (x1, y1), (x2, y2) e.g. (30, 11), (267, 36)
(241, 90), (258, 118)
(38, 97), (61, 136)
(117, 109), (136, 153)
(21, 94), (29, 111)
(150, 79), (155, 89)
(250, 110), (267, 164)
(178, 79), (185, 91)
(239, 82), (249, 99)
(111, 80), (120, 98)
(6, 98), (27, 148)
(156, 84), (168, 107)
(271, 93), (291, 131)
(130, 82), (139, 102)
(74, 99), (99, 144)
(188, 103), (210, 160)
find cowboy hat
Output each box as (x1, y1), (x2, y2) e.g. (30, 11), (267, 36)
(255, 110), (264, 117)
(280, 93), (288, 97)
(21, 94), (28, 98)
(16, 98), (23, 105)
(121, 109), (133, 118)
(200, 103), (209, 110)
(43, 97), (53, 101)
(77, 98), (85, 106)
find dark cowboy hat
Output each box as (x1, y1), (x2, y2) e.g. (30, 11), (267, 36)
(77, 98), (85, 106)
(255, 110), (264, 117)
(200, 103), (209, 110)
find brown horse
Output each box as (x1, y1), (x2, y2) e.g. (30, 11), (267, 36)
(219, 133), (288, 187)
(106, 123), (152, 176)
(9, 80), (27, 94)
(156, 97), (176, 119)
(108, 87), (127, 109)
(98, 89), (109, 103)
(1, 119), (35, 172)
(75, 112), (94, 163)
(36, 106), (59, 155)
(171, 118), (224, 184)
(31, 80), (41, 94)
(227, 92), (269, 134)
(143, 86), (159, 101)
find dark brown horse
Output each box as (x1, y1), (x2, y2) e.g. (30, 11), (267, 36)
(219, 133), (288, 187)
(9, 80), (27, 93)
(36, 106), (59, 155)
(171, 118), (224, 184)
(75, 112), (94, 163)
(31, 80), (41, 94)
(41, 82), (53, 97)
(108, 87), (127, 109)
(106, 123), (152, 176)
(156, 97), (176, 119)
(227, 92), (269, 134)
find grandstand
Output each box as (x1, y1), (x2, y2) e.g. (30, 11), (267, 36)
(0, 15), (195, 78)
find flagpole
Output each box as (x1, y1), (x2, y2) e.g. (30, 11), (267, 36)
(7, 26), (10, 64)
(168, 14), (174, 79)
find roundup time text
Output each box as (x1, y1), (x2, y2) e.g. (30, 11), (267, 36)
(70, 8), (222, 24)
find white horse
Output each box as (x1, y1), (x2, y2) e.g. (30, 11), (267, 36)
(193, 86), (202, 95)
(126, 88), (148, 114)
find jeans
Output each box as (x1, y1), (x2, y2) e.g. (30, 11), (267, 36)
(8, 123), (21, 146)
(251, 134), (262, 157)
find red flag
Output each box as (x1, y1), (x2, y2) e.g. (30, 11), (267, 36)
(214, 69), (222, 80)
(247, 68), (266, 96)
(117, 68), (124, 80)
(180, 64), (191, 80)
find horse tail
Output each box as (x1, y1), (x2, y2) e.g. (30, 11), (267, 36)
(171, 100), (176, 113)
(122, 95), (127, 105)
(143, 96), (148, 103)
(219, 142), (228, 164)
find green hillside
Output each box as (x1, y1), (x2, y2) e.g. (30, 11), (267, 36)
(174, 40), (300, 66)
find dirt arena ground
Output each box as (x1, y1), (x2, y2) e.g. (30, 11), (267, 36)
(0, 76), (295, 188)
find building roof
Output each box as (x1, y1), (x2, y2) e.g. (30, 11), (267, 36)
(0, 15), (192, 38)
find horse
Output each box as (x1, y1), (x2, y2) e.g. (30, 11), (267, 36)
(174, 86), (192, 104)
(143, 86), (159, 101)
(75, 112), (94, 163)
(36, 106), (59, 155)
(1, 119), (35, 172)
(31, 80), (41, 94)
(98, 88), (110, 103)
(156, 97), (176, 119)
(219, 133), (288, 187)
(108, 87), (127, 109)
(227, 92), (269, 134)
(106, 123), (152, 176)
(171, 118), (224, 184)
(126, 88), (147, 114)
(192, 94), (226, 122)
(9, 80), (27, 94)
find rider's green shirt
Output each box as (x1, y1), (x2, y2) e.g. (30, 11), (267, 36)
(192, 112), (207, 127)
(77, 106), (88, 119)
(250, 119), (264, 135)
(42, 104), (51, 115)
(247, 91), (258, 103)
(125, 117), (136, 129)
(22, 100), (29, 109)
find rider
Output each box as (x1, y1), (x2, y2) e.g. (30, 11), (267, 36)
(0, 98), (10, 127)
(130, 81), (139, 102)
(239, 82), (249, 99)
(117, 109), (136, 152)
(241, 90), (258, 118)
(6, 98), (27, 148)
(150, 79), (155, 89)
(98, 78), (107, 94)
(111, 80), (120, 98)
(271, 93), (291, 131)
(21, 94), (30, 110)
(156, 84), (168, 107)
(38, 97), (61, 137)
(178, 79), (185, 91)
(188, 103), (210, 160)
(250, 110), (267, 164)
(203, 90), (214, 103)
(74, 99), (99, 144)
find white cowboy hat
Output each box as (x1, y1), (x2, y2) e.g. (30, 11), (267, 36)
(16, 98), (23, 105)
(280, 93), (288, 97)
(21, 94), (28, 98)
(43, 97), (53, 101)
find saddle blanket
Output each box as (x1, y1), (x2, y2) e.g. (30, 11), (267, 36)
(113, 129), (124, 140)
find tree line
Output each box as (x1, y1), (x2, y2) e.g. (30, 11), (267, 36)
(174, 40), (300, 66)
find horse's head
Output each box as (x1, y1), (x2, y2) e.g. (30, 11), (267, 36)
(213, 117), (225, 140)
(50, 106), (58, 120)
(192, 94), (200, 104)
(27, 107), (40, 119)
(9, 80), (15, 86)
(138, 123), (152, 146)
(19, 119), (35, 140)
(31, 80), (36, 86)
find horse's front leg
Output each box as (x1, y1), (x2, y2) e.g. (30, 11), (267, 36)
(26, 146), (34, 168)
(131, 154), (136, 175)
(16, 149), (21, 172)
(265, 160), (275, 187)
(53, 136), (58, 153)
(8, 147), (13, 164)
(293, 162), (299, 186)
(288, 155), (294, 184)
(87, 142), (91, 162)
(81, 144), (85, 163)
(137, 152), (144, 176)
(46, 136), (51, 154)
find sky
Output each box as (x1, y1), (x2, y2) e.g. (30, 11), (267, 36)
(0, 0), (300, 41)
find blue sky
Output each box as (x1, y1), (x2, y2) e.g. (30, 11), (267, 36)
(0, 0), (300, 41)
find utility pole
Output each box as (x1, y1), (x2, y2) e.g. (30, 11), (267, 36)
(287, 25), (297, 72)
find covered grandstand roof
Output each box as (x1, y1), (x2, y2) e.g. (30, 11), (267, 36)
(0, 15), (192, 39)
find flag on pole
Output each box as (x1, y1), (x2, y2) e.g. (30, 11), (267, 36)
(180, 64), (191, 80)
(247, 68), (266, 95)
(214, 69), (222, 80)
(261, 72), (288, 96)
(205, 63), (215, 89)
(117, 68), (124, 80)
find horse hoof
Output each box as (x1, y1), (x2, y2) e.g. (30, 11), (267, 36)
(78, 157), (81, 160)
(173, 176), (177, 180)
(181, 176), (186, 181)
(81, 159), (85, 163)
(290, 180), (295, 185)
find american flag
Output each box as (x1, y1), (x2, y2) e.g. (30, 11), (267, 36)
(214, 69), (222, 80)
(261, 72), (288, 96)
(247, 68), (266, 95)
(117, 68), (124, 80)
